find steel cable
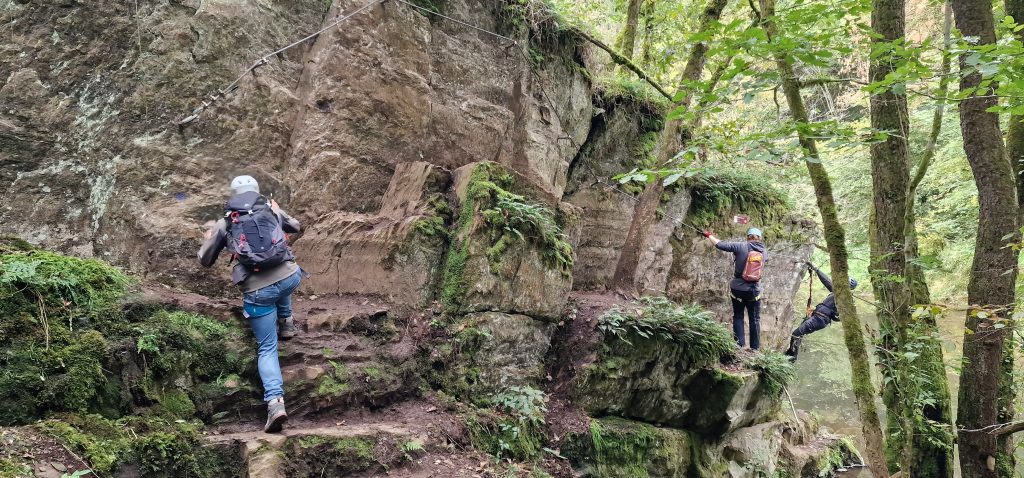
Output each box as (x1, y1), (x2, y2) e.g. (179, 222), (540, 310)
(175, 0), (386, 127)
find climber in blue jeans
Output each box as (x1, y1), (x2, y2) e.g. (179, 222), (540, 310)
(198, 175), (304, 433)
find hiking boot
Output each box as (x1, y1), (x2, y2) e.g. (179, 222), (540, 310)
(785, 336), (802, 362)
(264, 397), (287, 433)
(279, 317), (298, 340)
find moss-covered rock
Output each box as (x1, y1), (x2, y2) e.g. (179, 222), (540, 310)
(0, 249), (259, 425)
(571, 299), (778, 438)
(35, 414), (245, 477)
(562, 417), (693, 478)
(443, 162), (579, 320)
(427, 312), (556, 401)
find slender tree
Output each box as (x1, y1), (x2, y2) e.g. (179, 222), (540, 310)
(1008, 0), (1024, 211)
(611, 0), (729, 295)
(867, 0), (953, 474)
(951, 0), (1020, 476)
(639, 0), (657, 68)
(756, 0), (891, 475)
(615, 0), (644, 65)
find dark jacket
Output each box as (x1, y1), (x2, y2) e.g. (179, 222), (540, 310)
(715, 240), (766, 293)
(810, 266), (839, 321)
(197, 193), (301, 293)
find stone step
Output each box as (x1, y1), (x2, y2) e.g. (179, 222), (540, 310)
(207, 423), (430, 478)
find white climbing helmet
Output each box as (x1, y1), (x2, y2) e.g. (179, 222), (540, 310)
(230, 175), (259, 194)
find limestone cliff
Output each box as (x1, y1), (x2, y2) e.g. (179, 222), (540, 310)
(0, 0), (845, 477)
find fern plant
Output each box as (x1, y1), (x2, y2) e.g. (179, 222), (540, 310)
(597, 297), (735, 365)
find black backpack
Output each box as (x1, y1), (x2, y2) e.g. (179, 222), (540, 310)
(224, 192), (294, 272)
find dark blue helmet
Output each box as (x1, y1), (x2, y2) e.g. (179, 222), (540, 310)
(849, 278), (858, 290)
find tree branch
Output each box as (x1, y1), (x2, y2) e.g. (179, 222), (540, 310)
(797, 77), (869, 88)
(575, 29), (674, 101)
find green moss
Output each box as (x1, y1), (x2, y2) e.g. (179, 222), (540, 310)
(595, 75), (671, 115)
(315, 361), (350, 398)
(465, 409), (545, 460)
(36, 414), (241, 477)
(441, 162), (574, 312)
(286, 435), (377, 475)
(332, 437), (375, 466)
(686, 169), (793, 237)
(0, 235), (35, 254)
(0, 248), (254, 424)
(563, 417), (692, 478)
(814, 437), (861, 476)
(158, 390), (197, 418)
(408, 0), (445, 14)
(0, 458), (32, 477)
(0, 250), (135, 424)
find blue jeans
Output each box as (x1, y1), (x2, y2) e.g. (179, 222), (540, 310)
(243, 271), (301, 402)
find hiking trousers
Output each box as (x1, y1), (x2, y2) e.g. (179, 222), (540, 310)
(792, 312), (832, 338)
(730, 288), (761, 350)
(243, 270), (302, 402)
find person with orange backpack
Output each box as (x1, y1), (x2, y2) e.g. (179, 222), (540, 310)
(704, 227), (766, 350)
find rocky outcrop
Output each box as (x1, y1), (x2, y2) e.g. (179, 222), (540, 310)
(0, 0), (593, 297)
(442, 161), (579, 320)
(294, 161), (450, 307)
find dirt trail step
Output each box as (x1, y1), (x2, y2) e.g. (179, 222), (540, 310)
(208, 423), (428, 478)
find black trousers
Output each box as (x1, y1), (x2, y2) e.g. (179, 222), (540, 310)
(793, 313), (832, 337)
(730, 288), (761, 349)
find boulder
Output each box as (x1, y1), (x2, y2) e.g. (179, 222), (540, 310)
(471, 312), (556, 391)
(439, 312), (556, 397)
(293, 161), (449, 307)
(573, 334), (778, 438)
(563, 416), (693, 478)
(442, 162), (579, 320)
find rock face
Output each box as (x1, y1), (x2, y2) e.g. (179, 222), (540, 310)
(2, 0), (812, 345)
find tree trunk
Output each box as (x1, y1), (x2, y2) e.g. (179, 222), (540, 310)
(951, 0), (1020, 476)
(868, 0), (953, 474)
(616, 0), (643, 65)
(757, 0), (891, 475)
(905, 2), (952, 306)
(611, 0), (728, 295)
(1008, 0), (1024, 211)
(1002, 1), (1023, 472)
(639, 0), (657, 68)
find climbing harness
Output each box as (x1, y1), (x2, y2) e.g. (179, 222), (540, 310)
(805, 265), (814, 318)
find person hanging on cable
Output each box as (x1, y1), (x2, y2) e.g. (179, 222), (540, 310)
(785, 262), (858, 361)
(703, 227), (766, 350)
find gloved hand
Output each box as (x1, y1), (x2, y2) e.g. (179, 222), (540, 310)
(702, 230), (713, 238)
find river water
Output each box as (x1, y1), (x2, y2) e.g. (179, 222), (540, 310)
(786, 296), (971, 478)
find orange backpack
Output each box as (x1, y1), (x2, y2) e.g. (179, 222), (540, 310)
(742, 248), (764, 282)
